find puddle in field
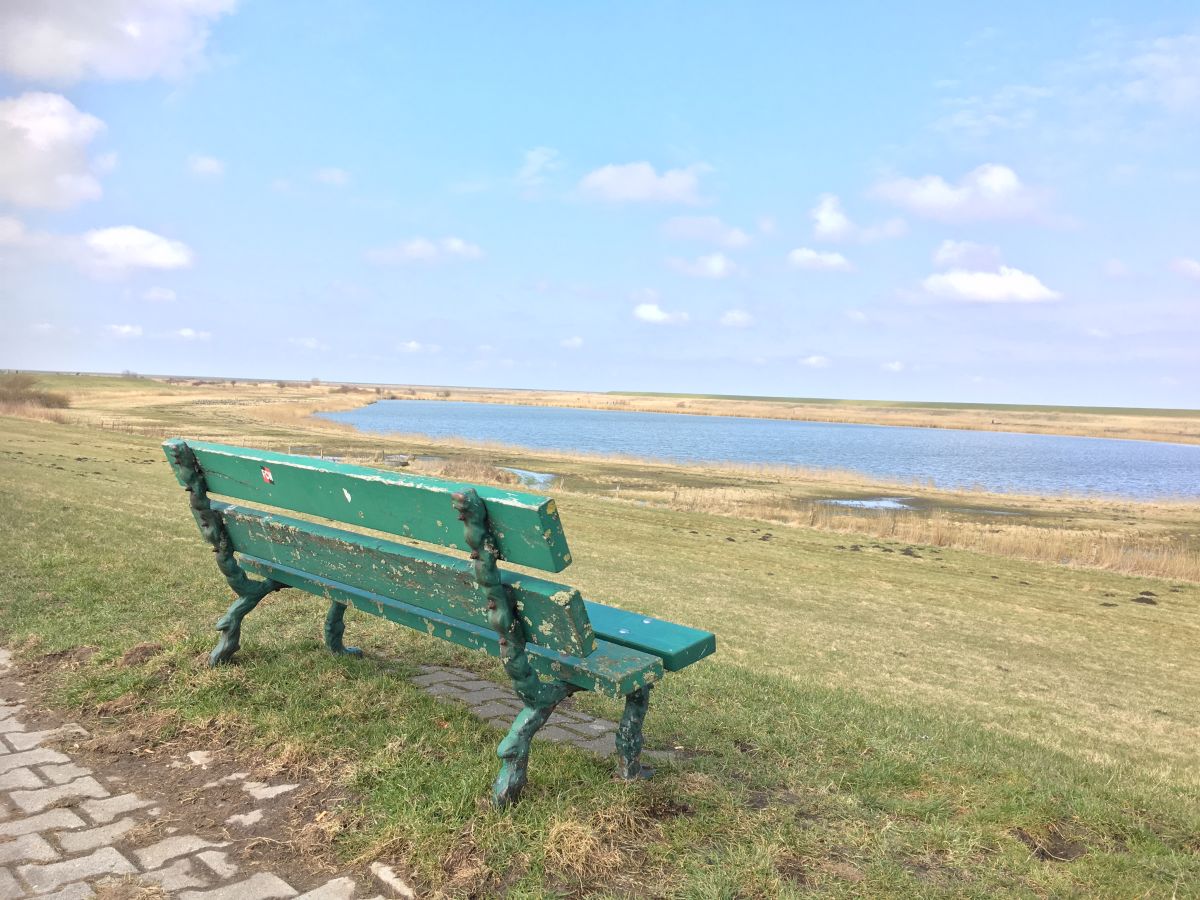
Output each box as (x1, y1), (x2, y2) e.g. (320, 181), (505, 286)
(820, 497), (914, 510)
(500, 467), (557, 488)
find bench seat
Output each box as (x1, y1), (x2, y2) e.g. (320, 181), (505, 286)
(240, 556), (663, 698)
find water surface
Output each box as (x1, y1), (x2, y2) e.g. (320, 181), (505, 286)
(319, 400), (1200, 499)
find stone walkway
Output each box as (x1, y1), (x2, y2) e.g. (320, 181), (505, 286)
(0, 652), (670, 898)
(0, 648), (400, 899)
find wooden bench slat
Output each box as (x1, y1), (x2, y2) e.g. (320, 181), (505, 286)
(177, 440), (572, 572)
(216, 502), (597, 658)
(584, 603), (717, 672)
(240, 557), (662, 698)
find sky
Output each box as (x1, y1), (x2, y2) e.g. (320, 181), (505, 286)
(1, 2), (1198, 407)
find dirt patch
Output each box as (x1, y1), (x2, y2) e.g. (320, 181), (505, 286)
(774, 853), (808, 885)
(1130, 596), (1158, 605)
(1013, 823), (1088, 862)
(119, 643), (164, 667)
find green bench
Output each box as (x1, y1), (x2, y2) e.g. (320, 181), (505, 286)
(163, 439), (716, 806)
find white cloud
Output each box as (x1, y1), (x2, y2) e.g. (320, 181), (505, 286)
(84, 226), (193, 271)
(173, 327), (210, 340)
(669, 252), (737, 279)
(932, 239), (1002, 269)
(846, 309), (868, 323)
(787, 247), (852, 271)
(579, 161), (708, 204)
(719, 309), (752, 327)
(800, 355), (830, 368)
(0, 217), (192, 277)
(810, 194), (906, 243)
(560, 335), (583, 349)
(188, 154), (224, 177)
(107, 324), (142, 338)
(882, 361), (905, 372)
(662, 215), (750, 247)
(633, 302), (688, 324)
(0, 0), (237, 84)
(367, 236), (483, 264)
(0, 92), (106, 209)
(922, 266), (1061, 302)
(873, 164), (1042, 222)
(517, 147), (561, 186)
(142, 286), (176, 302)
(1125, 35), (1200, 113)
(757, 216), (776, 235)
(399, 340), (441, 354)
(314, 167), (349, 186)
(1170, 257), (1200, 280)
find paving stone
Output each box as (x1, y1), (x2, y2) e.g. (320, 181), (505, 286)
(78, 793), (153, 824)
(0, 766), (45, 790)
(226, 808), (264, 827)
(56, 816), (137, 853)
(0, 808), (86, 837)
(38, 883), (95, 900)
(0, 748), (71, 775)
(178, 871), (298, 900)
(644, 749), (678, 763)
(452, 678), (500, 692)
(142, 856), (212, 891)
(195, 849), (238, 878)
(134, 834), (227, 870)
(571, 734), (616, 755)
(533, 725), (574, 742)
(423, 683), (468, 699)
(369, 862), (416, 899)
(410, 671), (456, 687)
(0, 832), (59, 865)
(242, 781), (298, 801)
(36, 763), (92, 786)
(0, 716), (26, 734)
(10, 776), (109, 814)
(459, 687), (512, 704)
(295, 876), (356, 899)
(0, 868), (20, 898)
(18, 846), (136, 894)
(6, 726), (88, 753)
(472, 700), (523, 718)
(546, 721), (599, 739)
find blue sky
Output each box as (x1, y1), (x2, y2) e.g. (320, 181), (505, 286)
(1, 2), (1197, 406)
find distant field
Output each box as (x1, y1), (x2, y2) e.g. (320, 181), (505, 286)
(14, 370), (1200, 444)
(617, 390), (1200, 418)
(3, 402), (1200, 895)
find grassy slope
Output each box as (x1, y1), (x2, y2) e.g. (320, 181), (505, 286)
(2, 415), (1198, 897)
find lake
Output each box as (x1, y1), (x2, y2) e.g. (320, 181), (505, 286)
(318, 400), (1200, 499)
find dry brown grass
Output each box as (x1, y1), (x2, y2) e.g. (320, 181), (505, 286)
(647, 485), (1200, 581)
(0, 401), (71, 423)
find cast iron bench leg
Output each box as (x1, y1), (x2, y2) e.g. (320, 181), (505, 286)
(616, 685), (652, 779)
(494, 700), (563, 807)
(209, 580), (280, 667)
(323, 599), (362, 656)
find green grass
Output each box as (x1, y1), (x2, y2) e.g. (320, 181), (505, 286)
(1, 416), (1198, 897)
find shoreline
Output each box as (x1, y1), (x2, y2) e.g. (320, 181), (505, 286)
(312, 398), (1200, 503)
(317, 383), (1200, 447)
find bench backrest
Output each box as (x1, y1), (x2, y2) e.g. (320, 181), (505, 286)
(177, 440), (573, 571)
(165, 439), (597, 658)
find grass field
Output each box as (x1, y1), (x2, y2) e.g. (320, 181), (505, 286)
(1, 377), (1199, 897)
